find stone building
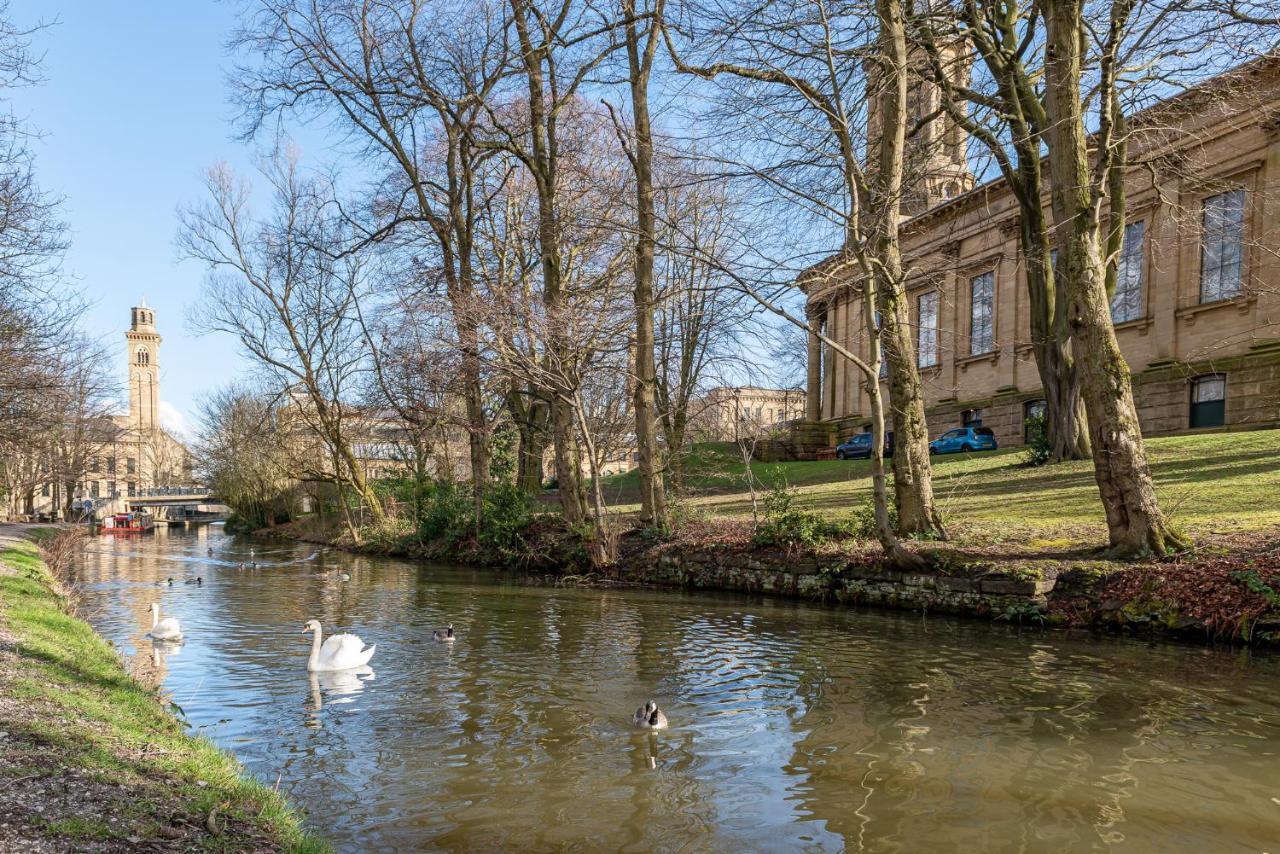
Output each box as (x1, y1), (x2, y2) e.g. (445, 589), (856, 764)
(803, 59), (1280, 448)
(692, 386), (806, 442)
(32, 302), (192, 516)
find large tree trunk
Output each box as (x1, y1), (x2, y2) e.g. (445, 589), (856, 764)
(507, 389), (549, 493)
(1020, 204), (1090, 462)
(456, 311), (490, 526)
(1041, 0), (1184, 556)
(873, 0), (945, 539)
(624, 0), (668, 529)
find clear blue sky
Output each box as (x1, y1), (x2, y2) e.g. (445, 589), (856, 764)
(10, 1), (328, 437)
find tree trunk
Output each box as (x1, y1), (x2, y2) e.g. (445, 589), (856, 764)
(1041, 0), (1184, 556)
(457, 312), (490, 528)
(873, 0), (945, 539)
(1020, 205), (1090, 462)
(512, 1), (592, 527)
(624, 0), (668, 530)
(508, 389), (549, 493)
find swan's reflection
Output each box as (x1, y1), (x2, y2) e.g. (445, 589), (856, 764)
(308, 666), (375, 714)
(133, 639), (183, 687)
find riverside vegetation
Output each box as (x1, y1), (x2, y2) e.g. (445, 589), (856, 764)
(0, 527), (326, 852)
(260, 428), (1280, 645)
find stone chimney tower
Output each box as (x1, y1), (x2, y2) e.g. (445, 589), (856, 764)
(126, 298), (161, 434)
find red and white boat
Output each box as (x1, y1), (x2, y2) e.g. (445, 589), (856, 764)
(100, 511), (155, 534)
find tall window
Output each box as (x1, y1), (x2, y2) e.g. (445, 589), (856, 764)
(962, 408), (984, 427)
(1111, 221), (1145, 323)
(970, 272), (994, 354)
(917, 291), (939, 368)
(127, 457), (136, 475)
(106, 456), (116, 474)
(1190, 374), (1226, 428)
(1200, 189), (1245, 303)
(137, 349), (149, 366)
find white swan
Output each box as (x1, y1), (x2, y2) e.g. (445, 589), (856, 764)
(303, 619), (376, 671)
(148, 603), (183, 641)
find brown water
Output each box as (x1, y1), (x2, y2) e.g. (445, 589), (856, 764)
(78, 526), (1280, 852)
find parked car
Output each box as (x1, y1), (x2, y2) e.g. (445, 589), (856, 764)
(835, 431), (895, 460)
(929, 426), (998, 455)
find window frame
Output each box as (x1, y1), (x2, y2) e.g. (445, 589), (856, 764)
(917, 290), (939, 369)
(1199, 188), (1246, 305)
(1189, 374), (1227, 429)
(968, 270), (995, 355)
(1111, 219), (1146, 324)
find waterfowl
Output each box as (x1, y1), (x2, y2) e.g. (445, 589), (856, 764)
(632, 700), (668, 730)
(339, 572), (351, 582)
(433, 624), (455, 643)
(206, 547), (213, 556)
(166, 577), (174, 585)
(237, 563), (246, 570)
(184, 576), (202, 586)
(302, 619), (376, 672)
(148, 603), (183, 641)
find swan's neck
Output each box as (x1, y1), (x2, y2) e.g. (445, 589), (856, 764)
(308, 626), (323, 669)
(151, 607), (158, 628)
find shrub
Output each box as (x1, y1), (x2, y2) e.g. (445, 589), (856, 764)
(1023, 413), (1051, 467)
(753, 475), (845, 551)
(418, 481), (473, 545)
(478, 482), (533, 560)
(849, 494), (897, 541)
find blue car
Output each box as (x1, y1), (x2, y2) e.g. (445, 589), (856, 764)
(836, 431), (894, 460)
(929, 426), (998, 455)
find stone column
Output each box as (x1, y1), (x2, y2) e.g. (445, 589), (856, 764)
(806, 306), (823, 421)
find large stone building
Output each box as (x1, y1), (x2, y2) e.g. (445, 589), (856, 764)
(803, 59), (1280, 447)
(692, 386), (806, 442)
(31, 302), (192, 517)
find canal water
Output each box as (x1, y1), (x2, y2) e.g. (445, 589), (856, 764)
(78, 526), (1280, 852)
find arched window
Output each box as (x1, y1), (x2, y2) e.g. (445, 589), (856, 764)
(137, 349), (149, 366)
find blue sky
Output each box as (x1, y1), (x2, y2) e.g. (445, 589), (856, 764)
(10, 1), (328, 437)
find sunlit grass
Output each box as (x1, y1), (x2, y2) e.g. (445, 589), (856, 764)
(0, 539), (329, 852)
(600, 429), (1280, 548)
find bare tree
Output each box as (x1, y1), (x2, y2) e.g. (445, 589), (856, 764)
(665, 0), (946, 539)
(179, 152), (387, 538)
(233, 0), (511, 529)
(477, 0), (623, 532)
(606, 0), (669, 529)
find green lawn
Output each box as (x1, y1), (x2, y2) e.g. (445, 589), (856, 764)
(598, 429), (1280, 549)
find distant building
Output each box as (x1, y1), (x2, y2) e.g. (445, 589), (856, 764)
(31, 302), (192, 517)
(692, 386), (806, 442)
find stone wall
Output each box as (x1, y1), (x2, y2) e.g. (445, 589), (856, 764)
(625, 547), (1059, 618)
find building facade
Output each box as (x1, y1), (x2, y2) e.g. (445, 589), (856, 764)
(803, 61), (1280, 447)
(692, 386), (806, 442)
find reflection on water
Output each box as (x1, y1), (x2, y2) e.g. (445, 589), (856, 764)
(79, 526), (1280, 851)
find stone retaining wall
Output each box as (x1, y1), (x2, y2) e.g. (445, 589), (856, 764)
(623, 547), (1062, 619)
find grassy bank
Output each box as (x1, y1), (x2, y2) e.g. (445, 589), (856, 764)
(0, 527), (327, 852)
(599, 428), (1280, 551)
